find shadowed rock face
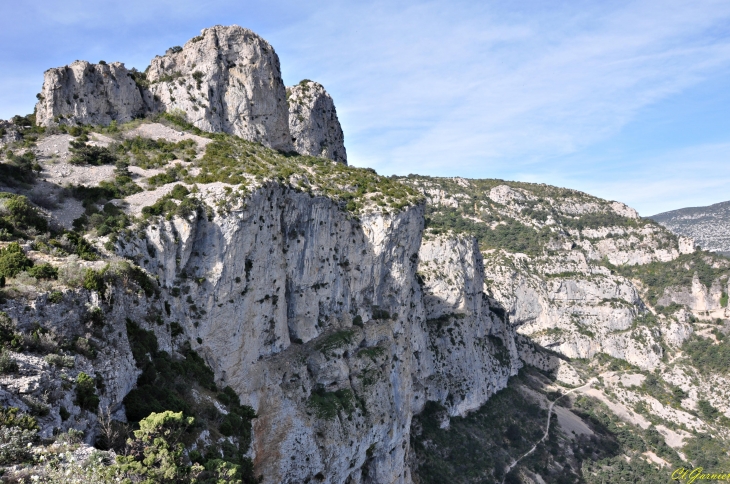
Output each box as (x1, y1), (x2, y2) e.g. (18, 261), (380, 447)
(287, 81), (347, 164)
(34, 25), (349, 156)
(112, 184), (519, 483)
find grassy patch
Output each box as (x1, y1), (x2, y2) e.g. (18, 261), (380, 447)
(306, 388), (355, 420)
(184, 136), (422, 214)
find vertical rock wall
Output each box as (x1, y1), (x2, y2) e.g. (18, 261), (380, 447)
(146, 25), (292, 151)
(287, 81), (347, 164)
(117, 185), (520, 483)
(35, 61), (150, 126)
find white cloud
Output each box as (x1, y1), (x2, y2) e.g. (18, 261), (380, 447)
(518, 142), (730, 215)
(270, 0), (730, 181)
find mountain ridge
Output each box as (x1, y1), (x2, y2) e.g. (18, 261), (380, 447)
(650, 199), (730, 256)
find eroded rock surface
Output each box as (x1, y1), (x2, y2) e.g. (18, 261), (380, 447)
(146, 25), (291, 150)
(35, 61), (151, 126)
(34, 26), (346, 157)
(287, 81), (347, 163)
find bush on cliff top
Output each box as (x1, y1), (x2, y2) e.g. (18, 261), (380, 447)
(185, 136), (422, 214)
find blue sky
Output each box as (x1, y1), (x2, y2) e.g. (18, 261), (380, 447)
(1, 0), (729, 215)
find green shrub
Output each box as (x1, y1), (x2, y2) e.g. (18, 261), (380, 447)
(170, 321), (184, 337)
(0, 408), (38, 465)
(0, 312), (20, 349)
(2, 195), (47, 233)
(48, 290), (63, 303)
(123, 322), (216, 422)
(0, 407), (38, 431)
(116, 410), (193, 482)
(27, 263), (57, 280)
(83, 268), (104, 292)
(118, 136), (197, 169)
(44, 353), (75, 368)
(683, 335), (730, 375)
(75, 372), (100, 412)
(0, 348), (18, 373)
(59, 406), (70, 421)
(0, 242), (33, 278)
(142, 185), (204, 220)
(306, 387), (355, 420)
(85, 306), (105, 327)
(697, 399), (720, 421)
(68, 142), (117, 166)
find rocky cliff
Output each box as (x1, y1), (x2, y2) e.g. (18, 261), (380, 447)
(287, 80), (347, 164)
(0, 116), (521, 482)
(146, 25), (291, 151)
(34, 25), (347, 158)
(3, 23), (730, 484)
(651, 200), (730, 256)
(35, 61), (152, 127)
(112, 184), (519, 482)
(402, 177), (702, 369)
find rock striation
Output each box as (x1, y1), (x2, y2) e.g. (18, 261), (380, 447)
(287, 80), (347, 163)
(34, 25), (349, 156)
(110, 185), (519, 483)
(146, 25), (291, 151)
(35, 61), (151, 127)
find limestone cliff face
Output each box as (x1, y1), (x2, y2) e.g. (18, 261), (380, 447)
(119, 185), (423, 483)
(146, 25), (292, 151)
(482, 250), (671, 369)
(0, 285), (151, 443)
(658, 273), (730, 316)
(287, 81), (347, 164)
(35, 61), (150, 126)
(401, 178), (701, 371)
(110, 184), (518, 483)
(416, 235), (520, 416)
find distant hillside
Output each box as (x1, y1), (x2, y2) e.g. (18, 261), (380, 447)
(650, 200), (730, 256)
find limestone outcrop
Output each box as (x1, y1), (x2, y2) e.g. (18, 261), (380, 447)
(402, 177), (701, 371)
(416, 235), (520, 416)
(35, 61), (150, 126)
(287, 81), (347, 163)
(34, 26), (349, 157)
(109, 184), (519, 483)
(0, 119), (23, 146)
(146, 25), (291, 151)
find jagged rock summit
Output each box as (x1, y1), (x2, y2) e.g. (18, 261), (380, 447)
(287, 80), (347, 164)
(146, 25), (291, 151)
(34, 25), (347, 161)
(35, 61), (152, 127)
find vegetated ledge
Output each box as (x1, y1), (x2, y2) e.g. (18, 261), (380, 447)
(154, 112), (424, 216)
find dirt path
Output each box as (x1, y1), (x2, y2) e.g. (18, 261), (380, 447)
(502, 378), (596, 483)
